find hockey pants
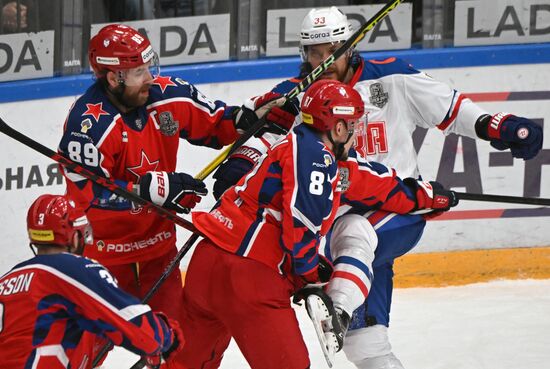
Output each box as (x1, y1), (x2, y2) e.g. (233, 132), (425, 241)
(176, 239), (310, 369)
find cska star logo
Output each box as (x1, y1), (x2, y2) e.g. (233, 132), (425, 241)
(83, 102), (110, 122)
(152, 76), (177, 93)
(126, 150), (160, 182)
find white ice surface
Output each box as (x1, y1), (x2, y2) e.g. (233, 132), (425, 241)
(102, 279), (550, 369)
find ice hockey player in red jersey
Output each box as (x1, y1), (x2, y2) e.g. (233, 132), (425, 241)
(212, 7), (543, 369)
(57, 24), (288, 367)
(0, 194), (183, 369)
(174, 79), (456, 369)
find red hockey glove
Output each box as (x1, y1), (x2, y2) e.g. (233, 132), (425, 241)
(475, 113), (543, 160)
(161, 317), (184, 362)
(292, 254), (334, 296)
(145, 314), (184, 369)
(403, 178), (458, 214)
(234, 92), (299, 136)
(139, 171), (207, 213)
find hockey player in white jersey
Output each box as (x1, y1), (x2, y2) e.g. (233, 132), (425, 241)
(212, 6), (543, 369)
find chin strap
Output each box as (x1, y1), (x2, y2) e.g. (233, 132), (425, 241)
(327, 123), (355, 161)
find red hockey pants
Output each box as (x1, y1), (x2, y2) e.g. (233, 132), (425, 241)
(175, 239), (310, 369)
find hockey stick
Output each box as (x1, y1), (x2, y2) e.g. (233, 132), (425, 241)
(455, 192), (550, 206)
(128, 1), (406, 368)
(0, 116), (208, 366)
(196, 0), (403, 180)
(0, 117), (203, 236)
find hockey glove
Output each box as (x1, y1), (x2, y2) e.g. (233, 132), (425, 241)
(234, 92), (298, 137)
(139, 171), (207, 213)
(403, 178), (458, 214)
(145, 314), (184, 369)
(213, 155), (256, 200)
(318, 254), (334, 283)
(475, 113), (543, 160)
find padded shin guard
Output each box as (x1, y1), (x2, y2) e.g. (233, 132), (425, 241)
(327, 214), (378, 316)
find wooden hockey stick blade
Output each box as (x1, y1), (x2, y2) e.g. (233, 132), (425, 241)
(455, 191), (550, 206)
(194, 0), (403, 181)
(0, 116), (202, 235)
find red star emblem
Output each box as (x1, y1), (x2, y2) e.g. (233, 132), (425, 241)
(83, 102), (110, 122)
(152, 76), (177, 93)
(126, 150), (160, 182)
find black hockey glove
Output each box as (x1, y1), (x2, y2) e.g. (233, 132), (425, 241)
(213, 156), (255, 200)
(318, 254), (334, 283)
(139, 171), (207, 213)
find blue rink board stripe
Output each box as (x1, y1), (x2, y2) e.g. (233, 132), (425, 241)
(0, 43), (550, 103)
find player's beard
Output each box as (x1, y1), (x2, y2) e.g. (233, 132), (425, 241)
(120, 85), (150, 108)
(321, 67), (346, 83)
(110, 84), (150, 110)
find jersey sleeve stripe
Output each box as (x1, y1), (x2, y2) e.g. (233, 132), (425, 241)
(147, 97), (224, 116)
(62, 166), (87, 183)
(31, 344), (70, 369)
(95, 116), (119, 148)
(438, 92), (466, 131)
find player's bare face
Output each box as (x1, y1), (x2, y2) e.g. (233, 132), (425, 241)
(306, 42), (349, 82)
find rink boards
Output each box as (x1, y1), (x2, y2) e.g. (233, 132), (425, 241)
(1, 58), (549, 283)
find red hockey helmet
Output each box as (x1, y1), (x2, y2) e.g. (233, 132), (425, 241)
(27, 195), (93, 248)
(301, 79), (365, 131)
(88, 24), (159, 79)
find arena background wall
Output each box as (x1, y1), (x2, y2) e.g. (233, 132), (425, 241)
(1, 44), (550, 285)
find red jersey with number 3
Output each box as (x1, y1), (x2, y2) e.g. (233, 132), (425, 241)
(0, 253), (175, 369)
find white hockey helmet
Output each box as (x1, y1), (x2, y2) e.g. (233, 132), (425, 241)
(300, 7), (353, 47)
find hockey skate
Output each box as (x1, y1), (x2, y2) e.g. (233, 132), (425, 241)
(303, 287), (350, 368)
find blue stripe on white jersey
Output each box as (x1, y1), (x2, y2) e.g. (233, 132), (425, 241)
(361, 57), (420, 80)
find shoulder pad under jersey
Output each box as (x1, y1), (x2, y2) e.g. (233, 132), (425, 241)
(65, 83), (119, 145)
(361, 57), (420, 80)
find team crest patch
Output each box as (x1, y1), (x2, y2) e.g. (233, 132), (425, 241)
(337, 167), (350, 192)
(80, 118), (92, 133)
(97, 240), (105, 251)
(159, 111), (178, 136)
(324, 154), (333, 167)
(369, 82), (389, 108)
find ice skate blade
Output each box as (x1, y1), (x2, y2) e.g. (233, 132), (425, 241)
(306, 295), (337, 368)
